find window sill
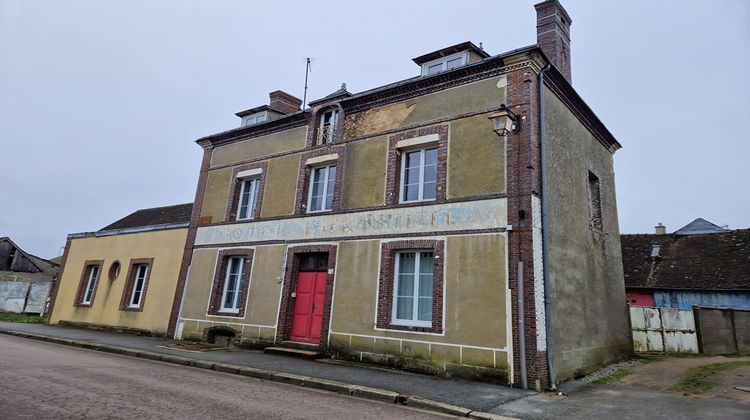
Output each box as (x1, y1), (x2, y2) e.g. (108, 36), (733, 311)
(212, 311), (242, 317)
(306, 209), (333, 215)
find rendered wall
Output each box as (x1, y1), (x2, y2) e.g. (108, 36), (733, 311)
(543, 87), (632, 381)
(49, 228), (188, 336)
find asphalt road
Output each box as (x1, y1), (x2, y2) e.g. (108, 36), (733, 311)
(0, 334), (449, 419)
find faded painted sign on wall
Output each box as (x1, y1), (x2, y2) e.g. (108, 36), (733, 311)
(196, 198), (507, 246)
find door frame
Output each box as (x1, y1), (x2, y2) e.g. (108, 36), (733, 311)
(277, 245), (337, 347)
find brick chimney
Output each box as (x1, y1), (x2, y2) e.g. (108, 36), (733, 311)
(268, 90), (302, 114)
(535, 0), (572, 83)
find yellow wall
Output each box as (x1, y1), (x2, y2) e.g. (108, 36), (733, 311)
(50, 228), (188, 336)
(211, 126), (307, 167)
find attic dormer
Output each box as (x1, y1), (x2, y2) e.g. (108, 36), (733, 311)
(412, 41), (490, 76)
(235, 90), (303, 127)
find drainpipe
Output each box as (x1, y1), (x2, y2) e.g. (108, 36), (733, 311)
(539, 63), (557, 389)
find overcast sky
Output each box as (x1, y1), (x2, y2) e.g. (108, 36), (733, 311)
(1, 0), (748, 258)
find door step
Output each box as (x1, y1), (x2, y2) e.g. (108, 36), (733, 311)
(264, 346), (324, 360)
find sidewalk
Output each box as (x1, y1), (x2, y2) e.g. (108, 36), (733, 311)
(0, 322), (530, 413)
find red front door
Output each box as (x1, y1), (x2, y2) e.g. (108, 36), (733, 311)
(290, 271), (327, 343)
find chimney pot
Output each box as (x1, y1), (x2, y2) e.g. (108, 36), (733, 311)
(268, 90), (302, 114)
(655, 222), (666, 235)
(534, 0), (572, 83)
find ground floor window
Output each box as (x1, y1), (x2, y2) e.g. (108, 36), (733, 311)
(208, 249), (254, 317)
(393, 251), (434, 327)
(120, 258), (153, 311)
(76, 260), (103, 306)
(377, 240), (444, 333)
(220, 257), (244, 313)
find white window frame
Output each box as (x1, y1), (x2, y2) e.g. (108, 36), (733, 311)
(391, 250), (434, 328)
(306, 164), (337, 213)
(399, 146), (438, 204)
(219, 256), (245, 313)
(81, 265), (100, 305)
(128, 264), (149, 308)
(236, 177), (260, 220)
(316, 109), (338, 145)
(241, 111), (267, 127)
(420, 51), (469, 76)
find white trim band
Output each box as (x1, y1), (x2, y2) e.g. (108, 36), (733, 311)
(236, 168), (263, 179)
(396, 133), (439, 149)
(305, 153), (339, 166)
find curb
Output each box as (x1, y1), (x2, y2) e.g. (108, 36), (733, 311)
(0, 328), (515, 419)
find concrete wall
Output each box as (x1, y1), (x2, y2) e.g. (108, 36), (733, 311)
(340, 136), (387, 209)
(543, 87), (632, 381)
(49, 228), (187, 336)
(211, 126), (307, 167)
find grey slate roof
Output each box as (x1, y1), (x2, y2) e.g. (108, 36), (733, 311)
(673, 218), (729, 235)
(99, 203), (193, 232)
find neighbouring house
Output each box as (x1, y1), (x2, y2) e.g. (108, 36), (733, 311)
(48, 203), (192, 336)
(622, 218), (750, 310)
(0, 237), (59, 314)
(169, 0), (631, 389)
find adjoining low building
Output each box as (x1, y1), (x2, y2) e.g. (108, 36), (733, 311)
(0, 237), (59, 314)
(171, 0), (632, 390)
(622, 218), (750, 310)
(48, 203), (192, 336)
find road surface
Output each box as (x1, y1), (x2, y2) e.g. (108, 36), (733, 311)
(0, 334), (448, 419)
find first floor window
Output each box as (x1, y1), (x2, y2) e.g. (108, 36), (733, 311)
(393, 251), (434, 327)
(307, 164), (336, 212)
(81, 265), (100, 305)
(237, 178), (260, 220)
(128, 264), (149, 308)
(401, 147), (437, 203)
(220, 256), (245, 313)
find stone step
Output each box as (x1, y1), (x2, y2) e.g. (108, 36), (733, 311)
(263, 346), (324, 360)
(278, 341), (323, 351)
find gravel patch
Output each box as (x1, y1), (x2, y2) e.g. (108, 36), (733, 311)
(581, 358), (645, 383)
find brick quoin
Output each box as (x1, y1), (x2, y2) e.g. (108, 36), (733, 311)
(506, 67), (549, 390)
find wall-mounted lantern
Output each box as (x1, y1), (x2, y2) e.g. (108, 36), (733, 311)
(488, 104), (520, 137)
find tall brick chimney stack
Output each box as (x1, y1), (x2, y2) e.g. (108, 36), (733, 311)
(535, 0), (572, 83)
(269, 90), (302, 114)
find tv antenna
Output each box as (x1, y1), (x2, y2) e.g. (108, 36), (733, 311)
(302, 57), (313, 109)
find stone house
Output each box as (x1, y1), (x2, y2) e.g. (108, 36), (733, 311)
(170, 0), (631, 389)
(48, 203), (192, 336)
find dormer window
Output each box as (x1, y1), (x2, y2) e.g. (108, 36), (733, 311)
(316, 109), (338, 145)
(422, 52), (468, 76)
(241, 111), (267, 127)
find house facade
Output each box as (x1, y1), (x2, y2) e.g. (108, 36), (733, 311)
(48, 203), (192, 336)
(170, 0), (632, 389)
(622, 218), (750, 310)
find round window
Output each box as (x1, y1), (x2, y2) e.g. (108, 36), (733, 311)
(109, 261), (121, 281)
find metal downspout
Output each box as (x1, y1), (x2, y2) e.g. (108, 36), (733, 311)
(539, 63), (557, 389)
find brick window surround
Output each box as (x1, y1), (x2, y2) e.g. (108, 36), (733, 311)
(376, 240), (444, 334)
(119, 258), (154, 312)
(293, 146), (346, 215)
(276, 245), (337, 345)
(386, 124), (449, 207)
(74, 260), (104, 307)
(225, 161), (268, 222)
(207, 249), (254, 317)
(306, 105), (345, 147)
